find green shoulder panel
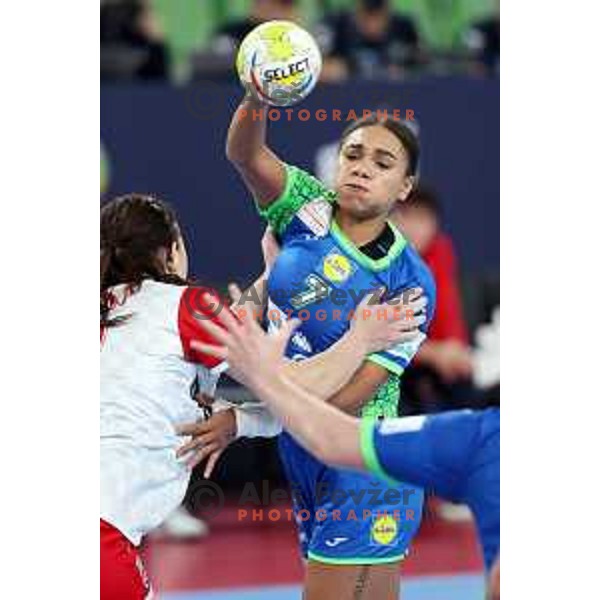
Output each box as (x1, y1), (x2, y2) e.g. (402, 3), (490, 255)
(258, 164), (336, 235)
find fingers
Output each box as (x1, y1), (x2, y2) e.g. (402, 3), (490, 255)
(219, 286), (264, 341)
(405, 286), (424, 299)
(195, 392), (215, 407)
(204, 449), (223, 478)
(388, 313), (426, 337)
(358, 287), (386, 310)
(187, 442), (220, 470)
(400, 287), (424, 303)
(176, 432), (214, 458)
(405, 294), (428, 315)
(386, 287), (424, 308)
(228, 283), (243, 306)
(190, 339), (227, 360)
(397, 313), (426, 330)
(175, 421), (208, 436)
(375, 294), (427, 325)
(392, 329), (423, 344)
(194, 303), (234, 342)
(211, 296), (241, 332)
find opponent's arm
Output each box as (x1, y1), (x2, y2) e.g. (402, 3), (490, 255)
(226, 94), (286, 207)
(177, 288), (424, 470)
(282, 331), (378, 401)
(252, 370), (364, 469)
(282, 335), (391, 414)
(191, 305), (366, 469)
(245, 285), (426, 404)
(282, 289), (427, 413)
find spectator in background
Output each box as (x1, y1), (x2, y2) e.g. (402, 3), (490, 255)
(100, 0), (168, 80)
(193, 0), (301, 81)
(315, 0), (420, 82)
(463, 2), (500, 75)
(213, 0), (301, 58)
(390, 186), (474, 414)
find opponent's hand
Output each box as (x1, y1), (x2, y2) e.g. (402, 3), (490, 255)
(176, 408), (237, 477)
(190, 285), (300, 388)
(351, 287), (428, 354)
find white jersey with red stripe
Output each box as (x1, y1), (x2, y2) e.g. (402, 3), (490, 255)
(100, 279), (226, 546)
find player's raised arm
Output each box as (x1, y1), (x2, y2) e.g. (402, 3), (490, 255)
(225, 93), (286, 208)
(226, 21), (322, 209)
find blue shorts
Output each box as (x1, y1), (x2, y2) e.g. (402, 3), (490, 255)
(278, 431), (424, 565)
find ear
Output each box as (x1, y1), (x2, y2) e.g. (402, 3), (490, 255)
(397, 175), (416, 203)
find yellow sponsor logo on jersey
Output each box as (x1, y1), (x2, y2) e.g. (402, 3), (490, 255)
(371, 514), (399, 546)
(322, 253), (353, 283)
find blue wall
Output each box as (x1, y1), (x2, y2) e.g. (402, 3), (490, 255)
(101, 78), (499, 287)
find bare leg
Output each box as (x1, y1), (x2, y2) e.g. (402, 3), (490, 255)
(303, 560), (401, 600)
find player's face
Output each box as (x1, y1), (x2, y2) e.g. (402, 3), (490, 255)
(335, 125), (415, 222)
(169, 235), (189, 279)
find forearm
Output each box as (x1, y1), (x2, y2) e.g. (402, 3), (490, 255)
(282, 328), (368, 398)
(226, 95), (268, 164)
(225, 95), (285, 205)
(249, 371), (363, 469)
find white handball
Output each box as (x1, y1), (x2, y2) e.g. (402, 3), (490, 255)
(236, 20), (322, 108)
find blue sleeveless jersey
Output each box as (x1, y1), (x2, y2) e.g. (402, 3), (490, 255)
(258, 164), (436, 564)
(262, 165), (436, 417)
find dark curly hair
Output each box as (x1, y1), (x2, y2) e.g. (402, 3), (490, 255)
(100, 193), (187, 329)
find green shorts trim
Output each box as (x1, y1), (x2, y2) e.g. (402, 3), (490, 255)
(307, 550), (408, 566)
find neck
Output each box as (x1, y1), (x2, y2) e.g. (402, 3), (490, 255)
(335, 210), (387, 247)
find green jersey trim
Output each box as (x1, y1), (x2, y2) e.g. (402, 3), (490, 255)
(330, 219), (407, 272)
(258, 164), (336, 235)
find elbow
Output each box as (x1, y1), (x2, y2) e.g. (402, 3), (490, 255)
(226, 143), (253, 168)
(225, 140), (240, 164)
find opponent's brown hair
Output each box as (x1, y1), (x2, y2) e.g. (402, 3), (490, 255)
(100, 194), (186, 329)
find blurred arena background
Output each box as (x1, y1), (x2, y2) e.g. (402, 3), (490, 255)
(100, 1), (499, 598)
